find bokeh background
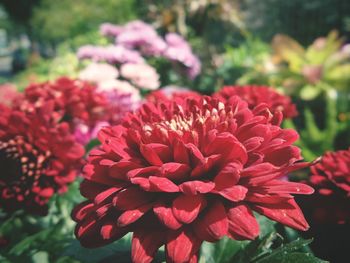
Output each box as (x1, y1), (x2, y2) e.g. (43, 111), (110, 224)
(1, 1), (350, 263)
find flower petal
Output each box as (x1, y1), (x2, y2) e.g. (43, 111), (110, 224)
(132, 229), (165, 263)
(153, 202), (182, 230)
(194, 201), (228, 241)
(251, 199), (309, 231)
(172, 194), (206, 224)
(179, 180), (215, 195)
(227, 204), (260, 240)
(166, 228), (201, 263)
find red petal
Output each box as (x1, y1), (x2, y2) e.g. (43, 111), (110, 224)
(166, 228), (201, 263)
(262, 180), (314, 195)
(79, 180), (108, 200)
(179, 181), (215, 195)
(100, 221), (128, 241)
(109, 161), (143, 180)
(172, 194), (206, 224)
(153, 202), (182, 230)
(227, 204), (260, 240)
(217, 185), (248, 202)
(251, 199), (309, 231)
(140, 143), (163, 166)
(94, 186), (123, 205)
(243, 137), (264, 152)
(132, 229), (165, 263)
(205, 132), (248, 164)
(113, 187), (153, 210)
(214, 162), (241, 188)
(146, 143), (172, 163)
(71, 201), (94, 221)
(127, 166), (159, 178)
(194, 202), (228, 241)
(117, 203), (153, 227)
(173, 139), (190, 164)
(149, 176), (179, 192)
(161, 162), (191, 180)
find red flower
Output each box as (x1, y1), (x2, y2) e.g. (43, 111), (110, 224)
(303, 148), (350, 224)
(14, 77), (108, 127)
(146, 87), (201, 104)
(214, 85), (298, 119)
(0, 103), (84, 214)
(11, 77), (137, 144)
(72, 96), (312, 263)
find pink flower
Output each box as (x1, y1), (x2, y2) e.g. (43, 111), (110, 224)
(120, 63), (160, 90)
(77, 45), (144, 64)
(78, 63), (119, 83)
(72, 95), (312, 262)
(163, 33), (201, 79)
(100, 23), (123, 37)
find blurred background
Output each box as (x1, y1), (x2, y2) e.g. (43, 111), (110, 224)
(1, 1), (350, 262)
(1, 0), (350, 91)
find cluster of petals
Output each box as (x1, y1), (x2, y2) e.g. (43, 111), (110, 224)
(72, 95), (313, 263)
(78, 62), (119, 83)
(146, 86), (202, 105)
(77, 45), (144, 64)
(100, 23), (123, 37)
(163, 33), (202, 79)
(120, 63), (160, 90)
(214, 85), (298, 119)
(302, 148), (350, 224)
(0, 83), (22, 106)
(12, 78), (137, 144)
(114, 20), (167, 56)
(0, 103), (84, 214)
(94, 20), (201, 79)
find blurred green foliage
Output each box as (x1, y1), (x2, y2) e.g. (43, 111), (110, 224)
(30, 0), (136, 44)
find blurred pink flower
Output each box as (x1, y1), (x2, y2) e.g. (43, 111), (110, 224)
(164, 33), (201, 78)
(120, 63), (160, 90)
(78, 63), (119, 83)
(0, 83), (21, 106)
(100, 23), (123, 37)
(77, 45), (144, 64)
(116, 20), (167, 56)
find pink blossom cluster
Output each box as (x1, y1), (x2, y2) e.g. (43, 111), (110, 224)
(78, 20), (201, 80)
(77, 45), (144, 64)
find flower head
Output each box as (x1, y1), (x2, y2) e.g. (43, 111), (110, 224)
(79, 63), (119, 83)
(13, 78), (137, 144)
(164, 33), (201, 79)
(302, 148), (350, 224)
(146, 86), (201, 104)
(215, 86), (298, 119)
(120, 63), (160, 90)
(72, 96), (312, 262)
(77, 45), (144, 64)
(0, 104), (84, 214)
(115, 20), (167, 56)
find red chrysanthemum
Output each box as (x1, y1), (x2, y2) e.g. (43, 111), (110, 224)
(146, 88), (201, 105)
(302, 148), (350, 224)
(0, 103), (84, 214)
(14, 77), (108, 127)
(72, 96), (312, 263)
(214, 85), (298, 119)
(11, 77), (138, 144)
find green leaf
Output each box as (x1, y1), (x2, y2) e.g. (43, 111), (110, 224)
(200, 237), (248, 263)
(62, 234), (133, 263)
(254, 239), (328, 263)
